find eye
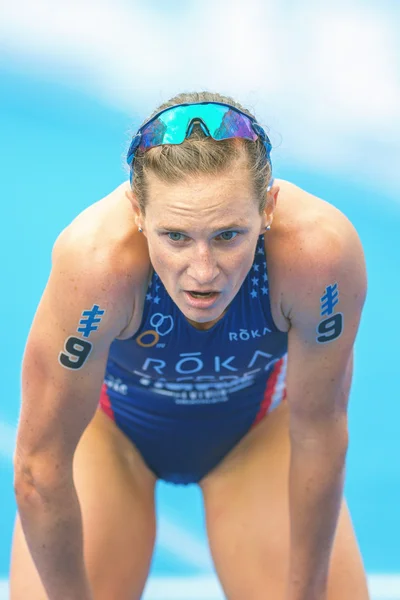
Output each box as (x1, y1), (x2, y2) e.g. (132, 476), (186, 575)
(165, 230), (240, 243)
(167, 232), (186, 242)
(217, 231), (238, 241)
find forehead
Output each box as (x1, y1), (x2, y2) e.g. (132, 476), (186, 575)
(145, 165), (258, 226)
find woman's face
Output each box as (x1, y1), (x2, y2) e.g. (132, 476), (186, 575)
(137, 161), (275, 328)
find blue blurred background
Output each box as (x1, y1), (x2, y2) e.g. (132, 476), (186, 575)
(1, 1), (399, 598)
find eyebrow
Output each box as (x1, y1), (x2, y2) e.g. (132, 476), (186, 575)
(157, 222), (250, 233)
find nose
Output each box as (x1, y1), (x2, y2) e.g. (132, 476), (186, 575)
(186, 244), (219, 286)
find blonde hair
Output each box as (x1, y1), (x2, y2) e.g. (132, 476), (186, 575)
(127, 91), (272, 215)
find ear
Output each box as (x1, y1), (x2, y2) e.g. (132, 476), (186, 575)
(260, 183), (280, 231)
(125, 188), (143, 229)
(268, 183), (280, 212)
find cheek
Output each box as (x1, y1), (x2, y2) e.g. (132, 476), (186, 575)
(147, 238), (164, 263)
(227, 248), (254, 277)
(148, 242), (180, 278)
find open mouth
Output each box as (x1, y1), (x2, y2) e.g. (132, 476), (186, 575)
(188, 291), (216, 298)
(184, 290), (220, 307)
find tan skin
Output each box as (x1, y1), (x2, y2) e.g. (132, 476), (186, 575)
(10, 152), (369, 599)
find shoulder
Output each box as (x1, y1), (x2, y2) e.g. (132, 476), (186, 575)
(53, 181), (150, 294)
(53, 184), (147, 276)
(270, 180), (367, 324)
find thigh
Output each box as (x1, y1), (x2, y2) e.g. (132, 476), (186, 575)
(10, 408), (157, 600)
(200, 402), (369, 600)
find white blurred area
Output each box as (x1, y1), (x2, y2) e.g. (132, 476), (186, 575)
(0, 0), (399, 199)
(2, 575), (400, 599)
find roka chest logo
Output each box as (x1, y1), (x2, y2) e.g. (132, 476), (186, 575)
(133, 349), (281, 405)
(228, 326), (272, 342)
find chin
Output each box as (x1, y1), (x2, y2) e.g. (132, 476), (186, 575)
(186, 311), (220, 323)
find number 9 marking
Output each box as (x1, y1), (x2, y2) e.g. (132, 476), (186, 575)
(316, 313), (343, 344)
(59, 336), (92, 370)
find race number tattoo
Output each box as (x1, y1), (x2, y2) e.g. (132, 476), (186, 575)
(59, 336), (92, 370)
(58, 304), (105, 370)
(316, 283), (343, 343)
(77, 304), (105, 338)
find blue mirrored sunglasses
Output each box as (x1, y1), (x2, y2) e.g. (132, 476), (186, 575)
(127, 101), (273, 187)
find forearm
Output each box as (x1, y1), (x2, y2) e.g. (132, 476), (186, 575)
(15, 475), (92, 600)
(287, 431), (347, 600)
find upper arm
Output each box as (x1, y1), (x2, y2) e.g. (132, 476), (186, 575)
(284, 215), (367, 438)
(15, 228), (133, 482)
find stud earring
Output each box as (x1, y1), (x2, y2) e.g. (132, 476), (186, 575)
(138, 227), (143, 233)
(265, 225), (271, 231)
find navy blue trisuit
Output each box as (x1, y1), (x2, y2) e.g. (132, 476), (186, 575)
(100, 235), (288, 484)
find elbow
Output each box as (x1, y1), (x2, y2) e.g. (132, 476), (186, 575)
(332, 434), (349, 475)
(290, 414), (349, 467)
(14, 472), (41, 510)
(13, 464), (45, 512)
(333, 417), (349, 464)
(13, 454), (74, 509)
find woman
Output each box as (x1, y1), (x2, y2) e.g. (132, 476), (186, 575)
(10, 91), (370, 599)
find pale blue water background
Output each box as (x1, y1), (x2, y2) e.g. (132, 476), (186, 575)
(1, 66), (399, 594)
